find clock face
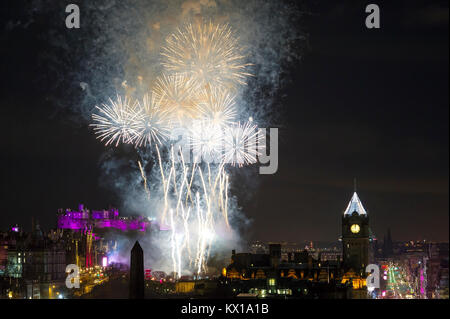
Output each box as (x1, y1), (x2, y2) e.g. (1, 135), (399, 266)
(350, 224), (360, 234)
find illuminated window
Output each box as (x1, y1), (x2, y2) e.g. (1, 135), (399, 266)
(268, 278), (276, 286)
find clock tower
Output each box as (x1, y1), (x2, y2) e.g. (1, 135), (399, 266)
(341, 192), (370, 276)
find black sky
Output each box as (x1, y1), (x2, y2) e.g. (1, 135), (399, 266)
(1, 1), (448, 243)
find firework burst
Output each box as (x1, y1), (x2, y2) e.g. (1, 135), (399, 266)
(197, 85), (237, 127)
(161, 21), (252, 88)
(223, 121), (262, 167)
(188, 86), (237, 162)
(189, 119), (224, 162)
(91, 95), (140, 146)
(153, 73), (201, 126)
(132, 93), (171, 147)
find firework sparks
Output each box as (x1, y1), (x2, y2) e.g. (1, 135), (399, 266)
(197, 85), (237, 127)
(91, 95), (140, 146)
(138, 160), (150, 200)
(157, 147), (229, 277)
(223, 121), (262, 167)
(132, 93), (171, 147)
(153, 73), (201, 126)
(187, 86), (238, 162)
(161, 21), (252, 88)
(189, 119), (224, 163)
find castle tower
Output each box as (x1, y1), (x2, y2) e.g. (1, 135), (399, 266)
(342, 192), (370, 276)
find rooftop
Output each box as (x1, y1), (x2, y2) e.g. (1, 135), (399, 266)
(343, 192), (367, 216)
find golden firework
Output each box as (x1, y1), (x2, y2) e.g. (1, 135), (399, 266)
(161, 21), (252, 88)
(196, 85), (237, 127)
(152, 73), (201, 126)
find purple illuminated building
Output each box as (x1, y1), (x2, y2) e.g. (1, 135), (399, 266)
(56, 204), (167, 270)
(57, 204), (150, 233)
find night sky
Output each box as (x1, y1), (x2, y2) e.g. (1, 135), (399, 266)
(1, 1), (448, 243)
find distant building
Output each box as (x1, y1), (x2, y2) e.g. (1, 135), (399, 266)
(223, 243), (350, 298)
(249, 241), (267, 254)
(0, 204), (162, 298)
(57, 204), (150, 233)
(57, 204), (160, 269)
(221, 190), (375, 299)
(0, 223), (67, 299)
(426, 243), (449, 299)
(320, 250), (342, 262)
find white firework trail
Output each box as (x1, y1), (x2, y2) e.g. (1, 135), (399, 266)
(156, 146), (230, 278)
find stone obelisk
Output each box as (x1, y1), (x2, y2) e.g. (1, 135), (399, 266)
(129, 241), (144, 299)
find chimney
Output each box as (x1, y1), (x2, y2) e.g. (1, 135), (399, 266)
(231, 249), (236, 263)
(308, 255), (313, 269)
(269, 244), (281, 268)
(129, 241), (144, 299)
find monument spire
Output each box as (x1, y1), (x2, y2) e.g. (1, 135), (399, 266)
(129, 241), (144, 299)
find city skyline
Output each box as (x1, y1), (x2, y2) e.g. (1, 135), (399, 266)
(0, 0), (448, 303)
(0, 2), (448, 245)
